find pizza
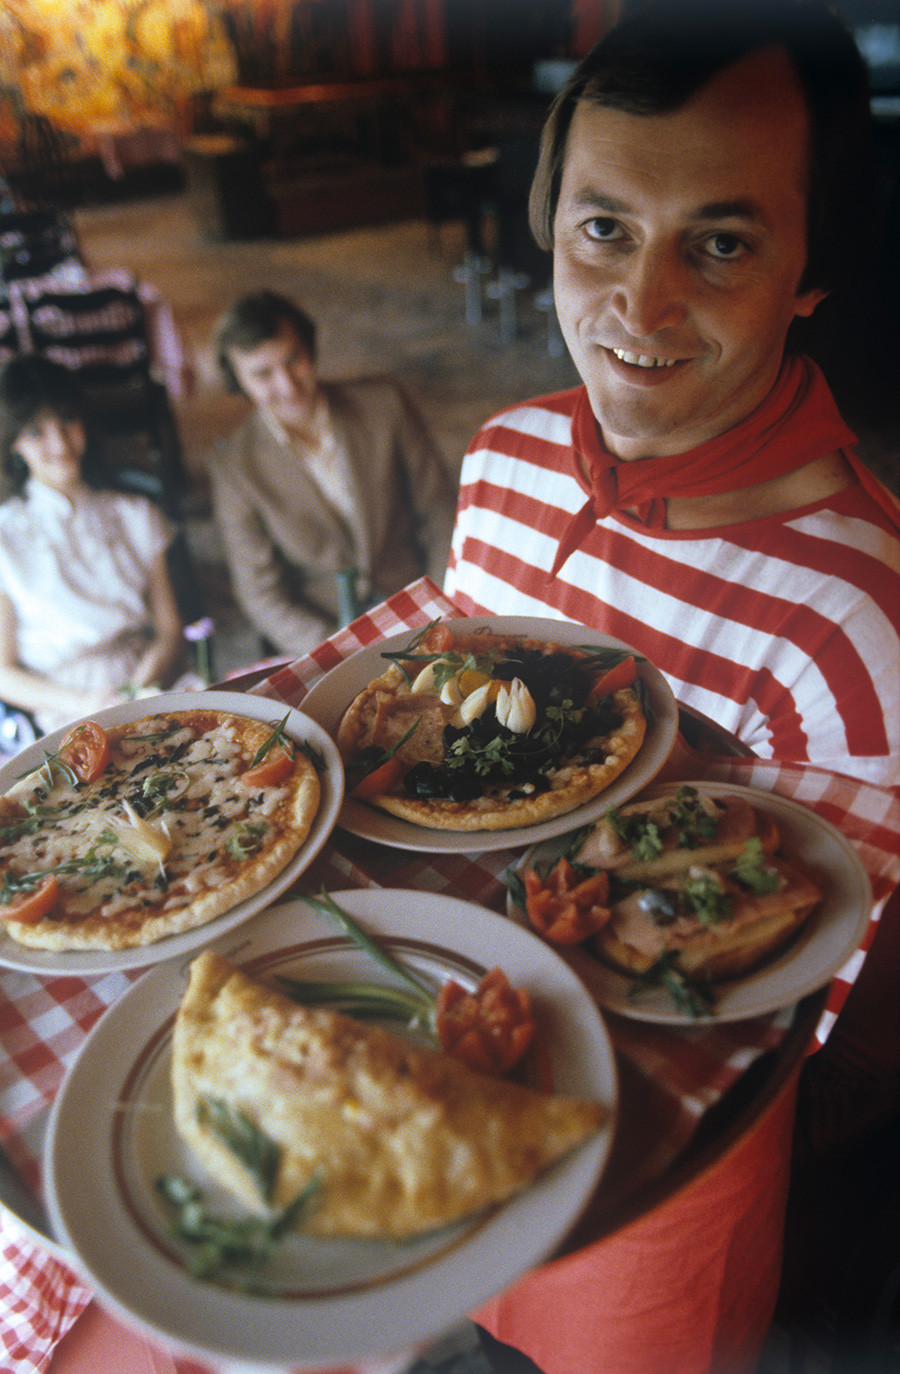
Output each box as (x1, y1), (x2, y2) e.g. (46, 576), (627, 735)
(336, 623), (648, 832)
(520, 785), (823, 990)
(0, 708), (322, 952)
(171, 950), (607, 1239)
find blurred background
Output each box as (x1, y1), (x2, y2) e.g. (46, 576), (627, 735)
(0, 0), (897, 682)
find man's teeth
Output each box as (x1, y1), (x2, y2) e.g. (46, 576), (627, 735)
(612, 349), (678, 368)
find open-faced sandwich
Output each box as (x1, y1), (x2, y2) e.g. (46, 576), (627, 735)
(517, 785), (822, 1005)
(0, 709), (321, 951)
(336, 621), (647, 832)
(170, 950), (607, 1240)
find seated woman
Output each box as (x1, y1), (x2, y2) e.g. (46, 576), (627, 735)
(0, 355), (185, 737)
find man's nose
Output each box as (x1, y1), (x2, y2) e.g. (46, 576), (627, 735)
(271, 365), (300, 397)
(610, 244), (687, 338)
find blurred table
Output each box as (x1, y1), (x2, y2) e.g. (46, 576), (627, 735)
(1, 577), (897, 1374)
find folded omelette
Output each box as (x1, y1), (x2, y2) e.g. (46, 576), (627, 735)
(171, 950), (606, 1238)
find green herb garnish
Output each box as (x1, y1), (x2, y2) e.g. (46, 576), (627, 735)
(606, 805), (664, 863)
(302, 889), (436, 1003)
(247, 713), (293, 769)
(226, 820), (267, 860)
(628, 952), (715, 1018)
(682, 870), (732, 924)
(155, 1172), (319, 1283)
(17, 750), (79, 790)
(197, 1096), (280, 1203)
(731, 838), (782, 894)
(668, 785), (721, 849)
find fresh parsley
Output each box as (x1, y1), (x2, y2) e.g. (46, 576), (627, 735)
(731, 838), (782, 894)
(628, 952), (715, 1018)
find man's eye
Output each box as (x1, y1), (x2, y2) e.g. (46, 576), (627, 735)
(705, 232), (745, 260)
(585, 217), (622, 242)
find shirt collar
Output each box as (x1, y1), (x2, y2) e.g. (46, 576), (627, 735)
(260, 390), (332, 451)
(25, 477), (79, 519)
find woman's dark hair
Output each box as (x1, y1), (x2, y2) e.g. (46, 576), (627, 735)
(0, 354), (103, 495)
(529, 0), (878, 297)
(214, 290), (317, 394)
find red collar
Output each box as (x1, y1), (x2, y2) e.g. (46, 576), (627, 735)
(550, 355), (895, 578)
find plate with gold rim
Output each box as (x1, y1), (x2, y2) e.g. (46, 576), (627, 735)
(45, 890), (617, 1368)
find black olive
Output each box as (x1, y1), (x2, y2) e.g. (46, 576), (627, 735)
(637, 889), (680, 924)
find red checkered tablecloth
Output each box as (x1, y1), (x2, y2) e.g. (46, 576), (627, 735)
(0, 577), (896, 1374)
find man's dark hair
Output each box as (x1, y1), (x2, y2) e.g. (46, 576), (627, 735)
(529, 0), (877, 296)
(0, 354), (95, 495)
(214, 290), (318, 394)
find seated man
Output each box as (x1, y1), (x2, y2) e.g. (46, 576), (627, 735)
(208, 291), (457, 657)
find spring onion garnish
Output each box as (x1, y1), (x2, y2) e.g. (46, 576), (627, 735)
(198, 1095), (280, 1203)
(280, 890), (438, 1033)
(155, 1172), (319, 1284)
(17, 750), (79, 790)
(247, 713), (293, 769)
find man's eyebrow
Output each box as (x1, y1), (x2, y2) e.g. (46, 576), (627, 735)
(568, 191), (769, 227)
(570, 191), (630, 215)
(693, 198), (767, 224)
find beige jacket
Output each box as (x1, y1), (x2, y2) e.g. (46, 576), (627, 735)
(207, 376), (456, 656)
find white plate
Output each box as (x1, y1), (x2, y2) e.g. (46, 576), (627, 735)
(45, 890), (617, 1369)
(507, 781), (872, 1025)
(0, 691), (344, 976)
(302, 615), (678, 853)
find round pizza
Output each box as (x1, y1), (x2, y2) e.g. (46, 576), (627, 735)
(0, 708), (322, 952)
(336, 623), (648, 832)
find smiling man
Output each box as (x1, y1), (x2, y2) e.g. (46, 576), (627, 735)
(446, 0), (898, 788)
(445, 5), (899, 1371)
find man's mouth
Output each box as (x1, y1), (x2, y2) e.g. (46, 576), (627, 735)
(611, 349), (679, 369)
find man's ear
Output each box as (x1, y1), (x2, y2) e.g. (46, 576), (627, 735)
(794, 286), (828, 321)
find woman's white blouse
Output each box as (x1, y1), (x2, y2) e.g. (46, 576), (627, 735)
(0, 480), (173, 689)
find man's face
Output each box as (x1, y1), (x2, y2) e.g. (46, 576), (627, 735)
(226, 319), (318, 434)
(552, 47), (826, 460)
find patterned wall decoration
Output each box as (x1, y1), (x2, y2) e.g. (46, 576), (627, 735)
(0, 0), (237, 134)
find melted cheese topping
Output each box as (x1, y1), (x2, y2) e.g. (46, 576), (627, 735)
(0, 716), (290, 925)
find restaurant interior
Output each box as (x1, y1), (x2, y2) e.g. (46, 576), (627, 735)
(0, 2), (898, 1373)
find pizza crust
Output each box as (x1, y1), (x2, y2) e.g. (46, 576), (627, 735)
(172, 951), (607, 1238)
(337, 630), (648, 833)
(0, 710), (322, 951)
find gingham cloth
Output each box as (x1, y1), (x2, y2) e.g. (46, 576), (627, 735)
(0, 577), (896, 1373)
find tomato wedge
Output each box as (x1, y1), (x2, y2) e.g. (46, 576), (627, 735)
(242, 740), (296, 788)
(524, 858), (612, 944)
(351, 754), (404, 799)
(0, 874), (60, 925)
(436, 967), (535, 1076)
(58, 721), (110, 783)
(586, 655), (638, 705)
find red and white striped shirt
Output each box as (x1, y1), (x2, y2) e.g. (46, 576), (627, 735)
(445, 387), (900, 789)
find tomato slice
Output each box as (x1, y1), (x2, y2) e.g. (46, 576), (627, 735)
(58, 721), (110, 783)
(425, 623), (456, 653)
(242, 740), (295, 788)
(436, 967), (535, 1076)
(586, 655), (638, 705)
(351, 754), (404, 799)
(524, 858), (612, 944)
(1, 874), (60, 925)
